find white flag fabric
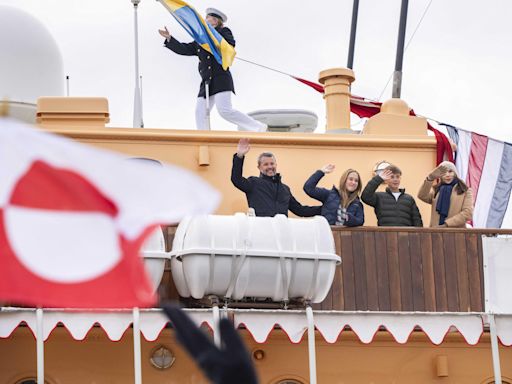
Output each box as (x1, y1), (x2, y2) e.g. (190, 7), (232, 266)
(0, 118), (220, 308)
(444, 124), (512, 228)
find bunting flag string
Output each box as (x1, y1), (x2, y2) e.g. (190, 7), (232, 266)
(237, 58), (453, 164)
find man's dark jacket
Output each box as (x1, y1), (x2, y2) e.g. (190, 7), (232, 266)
(164, 26), (235, 98)
(361, 175), (423, 227)
(303, 170), (364, 226)
(231, 154), (321, 217)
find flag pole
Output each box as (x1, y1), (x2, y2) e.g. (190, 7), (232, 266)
(133, 307), (142, 384)
(212, 303), (221, 347)
(392, 0), (409, 98)
(140, 75), (144, 124)
(306, 305), (317, 384)
(347, 0), (359, 69)
(132, 0), (144, 128)
(36, 308), (45, 384)
(489, 314), (503, 384)
(205, 82), (211, 130)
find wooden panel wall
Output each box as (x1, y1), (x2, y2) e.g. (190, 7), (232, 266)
(161, 226), (510, 312)
(313, 227), (499, 312)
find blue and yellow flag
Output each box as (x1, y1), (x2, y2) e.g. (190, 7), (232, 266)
(159, 0), (236, 70)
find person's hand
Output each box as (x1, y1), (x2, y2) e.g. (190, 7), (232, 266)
(162, 304), (258, 384)
(237, 138), (250, 158)
(428, 164), (448, 180)
(321, 164), (335, 174)
(379, 169), (393, 181)
(158, 26), (171, 40)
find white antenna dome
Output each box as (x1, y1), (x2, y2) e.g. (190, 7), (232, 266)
(0, 5), (64, 104)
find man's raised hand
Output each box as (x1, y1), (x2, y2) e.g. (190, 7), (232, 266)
(237, 138), (250, 158)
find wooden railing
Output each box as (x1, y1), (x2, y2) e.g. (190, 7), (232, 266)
(161, 226), (512, 312)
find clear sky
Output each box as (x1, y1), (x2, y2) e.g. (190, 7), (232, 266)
(3, 0), (512, 225)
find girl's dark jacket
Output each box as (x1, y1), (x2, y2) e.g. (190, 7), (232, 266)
(164, 26), (235, 98)
(303, 170), (364, 226)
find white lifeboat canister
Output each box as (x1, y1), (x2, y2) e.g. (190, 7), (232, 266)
(170, 214), (340, 303)
(141, 227), (168, 294)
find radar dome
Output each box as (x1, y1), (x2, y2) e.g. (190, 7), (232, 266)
(0, 5), (64, 104)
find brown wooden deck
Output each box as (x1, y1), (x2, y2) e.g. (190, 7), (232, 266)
(161, 226), (512, 312)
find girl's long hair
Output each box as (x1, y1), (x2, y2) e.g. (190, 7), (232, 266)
(338, 169), (362, 208)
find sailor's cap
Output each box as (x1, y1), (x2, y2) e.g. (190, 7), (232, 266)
(206, 7), (227, 23)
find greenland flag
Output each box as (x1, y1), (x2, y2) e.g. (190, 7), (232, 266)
(0, 118), (220, 308)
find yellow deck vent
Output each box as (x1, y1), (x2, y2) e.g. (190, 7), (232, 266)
(36, 97), (110, 128)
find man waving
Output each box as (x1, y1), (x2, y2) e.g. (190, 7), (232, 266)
(231, 138), (321, 217)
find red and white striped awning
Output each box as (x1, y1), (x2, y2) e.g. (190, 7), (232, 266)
(2, 307), (511, 346)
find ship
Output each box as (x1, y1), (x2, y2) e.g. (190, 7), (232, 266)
(1, 4), (512, 384)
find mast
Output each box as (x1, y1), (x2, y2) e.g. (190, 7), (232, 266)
(392, 0), (409, 98)
(132, 0), (143, 128)
(347, 0), (359, 69)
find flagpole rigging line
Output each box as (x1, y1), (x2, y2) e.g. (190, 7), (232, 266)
(239, 54), (433, 124)
(238, 56), (446, 125)
(158, 1), (482, 140)
(158, 1), (443, 127)
(376, 0), (434, 101)
(236, 56), (384, 103)
(238, 1), (434, 104)
(236, 54), (490, 140)
(236, 57), (296, 78)
(404, 0), (434, 52)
